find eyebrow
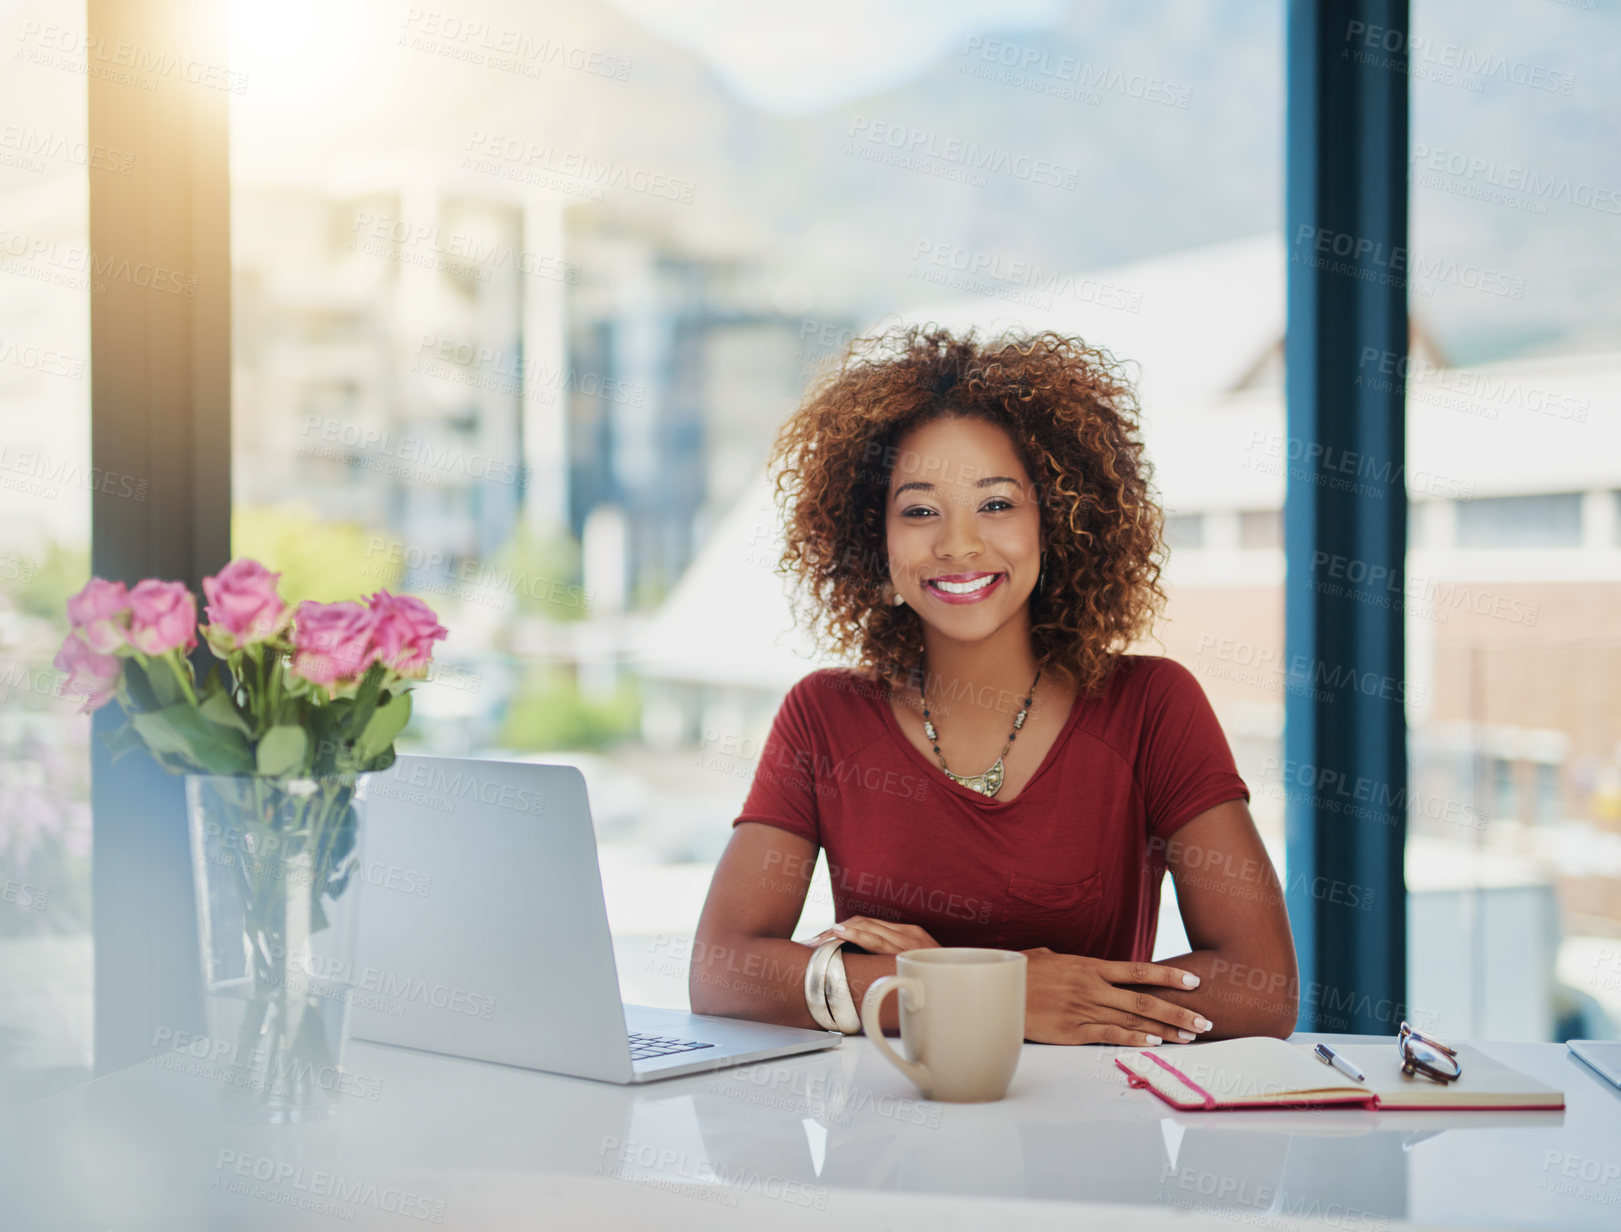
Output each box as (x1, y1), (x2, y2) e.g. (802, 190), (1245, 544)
(893, 476), (1020, 500)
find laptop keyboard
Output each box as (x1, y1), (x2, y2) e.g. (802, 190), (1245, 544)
(628, 1032), (717, 1062)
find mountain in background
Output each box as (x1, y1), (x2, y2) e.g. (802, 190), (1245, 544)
(2, 0), (1616, 362)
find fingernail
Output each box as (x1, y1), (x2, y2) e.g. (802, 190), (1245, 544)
(831, 924), (848, 933)
(1178, 1030), (1195, 1041)
(1145, 1035), (1162, 1046)
(1182, 973), (1200, 988)
(1194, 1017), (1213, 1031)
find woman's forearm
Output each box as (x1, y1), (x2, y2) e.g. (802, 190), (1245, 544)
(688, 935), (902, 1031)
(1119, 948), (1299, 1040)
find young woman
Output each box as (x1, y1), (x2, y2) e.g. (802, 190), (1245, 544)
(690, 325), (1298, 1046)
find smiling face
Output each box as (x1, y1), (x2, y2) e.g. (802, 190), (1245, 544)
(884, 415), (1043, 642)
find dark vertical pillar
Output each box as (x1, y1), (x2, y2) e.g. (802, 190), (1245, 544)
(1283, 1), (1409, 1033)
(88, 0), (231, 1073)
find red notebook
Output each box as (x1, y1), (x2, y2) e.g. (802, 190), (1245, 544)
(1116, 1037), (1563, 1111)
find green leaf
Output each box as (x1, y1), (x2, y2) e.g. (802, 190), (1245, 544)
(100, 720), (147, 762)
(199, 684), (253, 737)
(119, 656), (161, 712)
(255, 725), (309, 777)
(344, 662), (389, 743)
(130, 704), (255, 775)
(355, 691), (411, 763)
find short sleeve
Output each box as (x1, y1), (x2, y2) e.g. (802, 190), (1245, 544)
(731, 674), (824, 845)
(1135, 659), (1250, 840)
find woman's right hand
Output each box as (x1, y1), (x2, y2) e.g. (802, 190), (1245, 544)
(1020, 947), (1214, 1046)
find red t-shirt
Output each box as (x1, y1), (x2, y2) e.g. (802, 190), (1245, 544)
(731, 655), (1249, 962)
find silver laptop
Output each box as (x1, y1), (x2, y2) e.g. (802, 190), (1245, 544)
(347, 754), (840, 1082)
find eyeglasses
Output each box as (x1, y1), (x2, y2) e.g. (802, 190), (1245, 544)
(1397, 1021), (1462, 1084)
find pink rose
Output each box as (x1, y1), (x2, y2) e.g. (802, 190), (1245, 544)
(65, 577), (130, 653)
(288, 601), (377, 688)
(202, 558), (291, 652)
(53, 632), (121, 713)
(125, 579), (198, 656)
(366, 590), (447, 678)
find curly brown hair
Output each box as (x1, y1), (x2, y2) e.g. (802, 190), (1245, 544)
(767, 322), (1166, 697)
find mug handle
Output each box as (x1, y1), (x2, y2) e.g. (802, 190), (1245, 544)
(860, 975), (930, 1094)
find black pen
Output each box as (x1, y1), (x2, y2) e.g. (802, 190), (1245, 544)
(1315, 1043), (1366, 1083)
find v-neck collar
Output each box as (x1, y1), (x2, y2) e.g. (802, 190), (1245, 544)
(873, 673), (1084, 808)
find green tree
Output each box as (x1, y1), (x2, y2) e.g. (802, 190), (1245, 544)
(234, 505), (400, 603)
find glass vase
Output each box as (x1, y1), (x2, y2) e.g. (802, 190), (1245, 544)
(185, 772), (370, 1123)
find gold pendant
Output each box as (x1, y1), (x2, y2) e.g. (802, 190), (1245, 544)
(945, 757), (1004, 797)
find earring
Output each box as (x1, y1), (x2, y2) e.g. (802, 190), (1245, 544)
(892, 589), (906, 606)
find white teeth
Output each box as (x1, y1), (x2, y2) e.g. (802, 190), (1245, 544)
(929, 573), (998, 595)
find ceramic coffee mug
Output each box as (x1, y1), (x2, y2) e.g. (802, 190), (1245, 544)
(859, 947), (1027, 1102)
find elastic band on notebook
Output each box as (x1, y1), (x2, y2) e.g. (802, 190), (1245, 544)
(1142, 1051), (1218, 1110)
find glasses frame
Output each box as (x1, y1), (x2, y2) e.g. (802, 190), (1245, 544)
(1397, 1021), (1462, 1084)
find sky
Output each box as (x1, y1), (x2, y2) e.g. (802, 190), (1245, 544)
(602, 0), (1070, 115)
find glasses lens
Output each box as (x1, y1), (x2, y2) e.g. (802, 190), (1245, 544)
(1400, 1033), (1460, 1081)
(1405, 1038), (1443, 1067)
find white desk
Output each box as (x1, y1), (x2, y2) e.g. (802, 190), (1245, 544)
(2, 1031), (1616, 1231)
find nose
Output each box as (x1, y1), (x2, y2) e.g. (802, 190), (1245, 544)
(933, 504), (984, 561)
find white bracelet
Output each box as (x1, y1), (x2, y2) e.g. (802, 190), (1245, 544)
(823, 945), (861, 1034)
(802, 938), (842, 1032)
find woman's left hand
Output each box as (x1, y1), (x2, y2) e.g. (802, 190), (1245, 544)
(812, 915), (940, 954)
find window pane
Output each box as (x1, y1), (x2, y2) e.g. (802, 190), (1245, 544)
(227, 0), (1284, 999)
(1238, 509), (1281, 550)
(1163, 514), (1204, 550)
(0, 0), (93, 1103)
(1408, 0), (1621, 1042)
(1455, 493), (1584, 549)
